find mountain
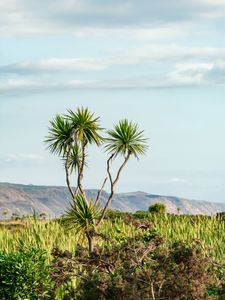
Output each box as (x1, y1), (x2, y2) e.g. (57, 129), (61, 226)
(0, 182), (225, 218)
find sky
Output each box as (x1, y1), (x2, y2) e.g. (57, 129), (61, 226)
(0, 0), (225, 203)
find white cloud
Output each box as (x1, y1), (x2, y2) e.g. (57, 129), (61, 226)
(1, 60), (224, 95)
(0, 0), (224, 36)
(1, 154), (46, 165)
(1, 46), (225, 75)
(0, 58), (109, 74)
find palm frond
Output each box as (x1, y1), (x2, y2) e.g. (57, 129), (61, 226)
(65, 107), (104, 146)
(62, 145), (87, 174)
(105, 119), (148, 158)
(63, 193), (101, 233)
(44, 114), (73, 156)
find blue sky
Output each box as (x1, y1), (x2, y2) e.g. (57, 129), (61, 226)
(0, 0), (225, 202)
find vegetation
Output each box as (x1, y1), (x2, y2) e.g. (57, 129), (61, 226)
(45, 107), (148, 254)
(148, 203), (166, 214)
(0, 247), (53, 299)
(0, 214), (224, 299)
(0, 107), (224, 299)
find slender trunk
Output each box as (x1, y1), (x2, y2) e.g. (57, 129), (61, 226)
(65, 151), (75, 199)
(85, 231), (94, 255)
(94, 177), (108, 207)
(97, 153), (130, 225)
(77, 141), (87, 199)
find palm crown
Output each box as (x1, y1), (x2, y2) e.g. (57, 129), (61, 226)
(63, 193), (101, 233)
(105, 119), (148, 158)
(45, 114), (73, 156)
(66, 107), (103, 146)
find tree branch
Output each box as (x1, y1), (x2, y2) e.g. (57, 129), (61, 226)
(94, 177), (108, 207)
(65, 148), (75, 199)
(97, 153), (130, 226)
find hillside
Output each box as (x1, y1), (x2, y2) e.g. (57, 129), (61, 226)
(0, 182), (225, 218)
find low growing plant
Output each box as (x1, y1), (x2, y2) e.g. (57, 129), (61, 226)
(0, 247), (54, 299)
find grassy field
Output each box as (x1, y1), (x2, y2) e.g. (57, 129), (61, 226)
(0, 213), (224, 262)
(0, 213), (224, 299)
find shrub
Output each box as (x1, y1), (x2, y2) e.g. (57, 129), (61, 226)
(51, 231), (222, 300)
(148, 203), (166, 214)
(0, 248), (54, 299)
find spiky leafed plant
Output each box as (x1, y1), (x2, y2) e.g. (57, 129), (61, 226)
(66, 107), (103, 146)
(98, 119), (148, 225)
(45, 114), (75, 197)
(45, 108), (103, 199)
(45, 114), (73, 156)
(63, 193), (101, 254)
(105, 119), (148, 158)
(66, 107), (103, 197)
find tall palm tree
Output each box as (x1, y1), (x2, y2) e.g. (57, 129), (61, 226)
(45, 107), (103, 200)
(45, 114), (75, 197)
(98, 119), (148, 225)
(66, 107), (103, 197)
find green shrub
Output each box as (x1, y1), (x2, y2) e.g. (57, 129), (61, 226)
(51, 231), (223, 300)
(0, 248), (54, 299)
(148, 203), (166, 214)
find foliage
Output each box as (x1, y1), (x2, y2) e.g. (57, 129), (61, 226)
(63, 193), (101, 234)
(0, 215), (224, 299)
(51, 231), (224, 300)
(105, 119), (148, 158)
(0, 248), (53, 300)
(45, 107), (148, 252)
(148, 203), (166, 214)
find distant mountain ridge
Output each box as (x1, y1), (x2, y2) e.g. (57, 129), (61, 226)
(0, 182), (225, 217)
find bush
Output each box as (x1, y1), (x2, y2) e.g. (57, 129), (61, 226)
(148, 203), (166, 214)
(51, 231), (223, 300)
(0, 248), (54, 299)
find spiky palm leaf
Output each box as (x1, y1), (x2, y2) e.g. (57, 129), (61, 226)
(62, 145), (86, 174)
(45, 114), (73, 156)
(105, 119), (148, 158)
(66, 107), (103, 146)
(63, 193), (101, 233)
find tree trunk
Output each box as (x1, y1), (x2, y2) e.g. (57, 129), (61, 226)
(86, 232), (94, 255)
(65, 151), (75, 199)
(97, 153), (130, 225)
(77, 141), (87, 201)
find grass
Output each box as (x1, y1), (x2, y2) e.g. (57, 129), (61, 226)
(0, 213), (224, 262)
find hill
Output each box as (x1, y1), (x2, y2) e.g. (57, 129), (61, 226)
(0, 182), (225, 218)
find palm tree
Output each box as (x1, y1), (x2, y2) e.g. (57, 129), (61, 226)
(63, 193), (101, 254)
(45, 110), (148, 254)
(66, 107), (103, 197)
(45, 107), (103, 200)
(45, 114), (75, 197)
(98, 119), (148, 225)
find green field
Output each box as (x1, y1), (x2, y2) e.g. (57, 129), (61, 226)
(0, 213), (224, 299)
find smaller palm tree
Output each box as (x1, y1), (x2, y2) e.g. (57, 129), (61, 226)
(63, 193), (101, 254)
(98, 119), (148, 225)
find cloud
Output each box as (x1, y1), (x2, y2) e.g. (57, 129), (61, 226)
(0, 58), (109, 74)
(171, 60), (225, 85)
(0, 154), (46, 166)
(1, 59), (224, 95)
(204, 60), (225, 83)
(1, 46), (225, 75)
(0, 0), (224, 35)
